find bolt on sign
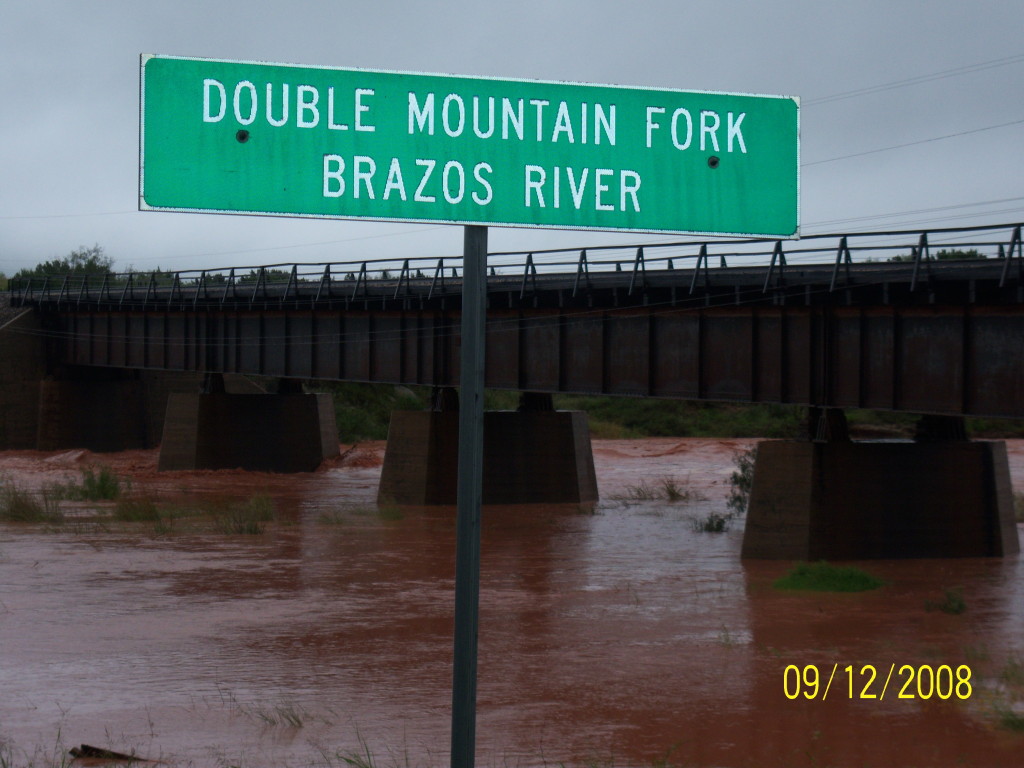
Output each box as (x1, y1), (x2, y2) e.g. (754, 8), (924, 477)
(140, 55), (799, 237)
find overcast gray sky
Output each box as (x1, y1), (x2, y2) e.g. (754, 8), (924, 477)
(2, 0), (1022, 274)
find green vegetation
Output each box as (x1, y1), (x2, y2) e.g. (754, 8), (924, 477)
(45, 466), (122, 503)
(79, 466), (120, 499)
(12, 244), (113, 280)
(311, 382), (428, 441)
(992, 655), (1024, 732)
(926, 587), (967, 615)
(0, 472), (276, 536)
(689, 448), (757, 533)
(997, 706), (1024, 732)
(268, 380), (1024, 443)
(243, 700), (311, 728)
(692, 512), (730, 533)
(0, 271), (8, 291)
(211, 493), (276, 534)
(0, 740), (72, 768)
(1000, 656), (1024, 688)
(617, 477), (705, 504)
(660, 477), (700, 502)
(113, 494), (161, 522)
(727, 446), (757, 515)
(618, 480), (658, 501)
(238, 266), (293, 284)
(61, 466), (121, 500)
(117, 493), (276, 536)
(774, 561), (884, 592)
(0, 482), (62, 524)
(888, 248), (986, 263)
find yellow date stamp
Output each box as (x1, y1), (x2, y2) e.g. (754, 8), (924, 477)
(783, 664), (973, 701)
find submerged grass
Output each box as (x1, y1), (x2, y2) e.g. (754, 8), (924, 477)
(211, 493), (275, 535)
(47, 466), (121, 502)
(0, 483), (63, 524)
(77, 466), (121, 500)
(113, 494), (161, 522)
(691, 512), (730, 533)
(616, 476), (706, 504)
(618, 480), (658, 501)
(0, 479), (277, 536)
(1001, 655), (1024, 688)
(243, 700), (311, 728)
(925, 587), (967, 615)
(774, 561), (884, 592)
(0, 736), (73, 768)
(997, 706), (1024, 732)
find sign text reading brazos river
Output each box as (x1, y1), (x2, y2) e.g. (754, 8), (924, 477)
(141, 55), (799, 237)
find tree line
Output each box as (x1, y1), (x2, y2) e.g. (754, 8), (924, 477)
(0, 243), (999, 294)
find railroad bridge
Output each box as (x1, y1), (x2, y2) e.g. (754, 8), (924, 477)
(3, 223), (1022, 559)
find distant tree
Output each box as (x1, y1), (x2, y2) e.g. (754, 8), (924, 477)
(14, 244), (114, 279)
(889, 247), (985, 263)
(238, 267), (292, 284)
(0, 271), (8, 291)
(936, 248), (984, 260)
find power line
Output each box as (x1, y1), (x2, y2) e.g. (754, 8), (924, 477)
(804, 53), (1024, 107)
(804, 206), (1024, 234)
(802, 117), (1024, 166)
(804, 196), (1024, 229)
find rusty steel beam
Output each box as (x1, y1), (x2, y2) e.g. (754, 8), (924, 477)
(50, 302), (1024, 419)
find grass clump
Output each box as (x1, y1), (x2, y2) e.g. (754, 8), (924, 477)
(78, 466), (121, 500)
(925, 587), (967, 615)
(692, 512), (730, 533)
(49, 466), (122, 502)
(1001, 656), (1024, 687)
(997, 707), (1024, 732)
(113, 494), (161, 522)
(774, 561), (884, 592)
(0, 483), (63, 524)
(617, 477), (705, 504)
(377, 501), (404, 521)
(244, 700), (309, 728)
(660, 477), (704, 503)
(620, 480), (658, 501)
(212, 494), (275, 535)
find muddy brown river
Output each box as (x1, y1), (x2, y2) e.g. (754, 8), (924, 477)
(1, 438), (1023, 767)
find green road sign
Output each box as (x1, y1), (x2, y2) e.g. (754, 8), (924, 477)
(140, 55), (799, 237)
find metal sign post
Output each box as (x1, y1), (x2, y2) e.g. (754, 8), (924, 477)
(451, 224), (487, 768)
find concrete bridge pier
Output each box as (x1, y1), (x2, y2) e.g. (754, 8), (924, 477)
(377, 389), (598, 505)
(741, 410), (1020, 559)
(157, 375), (339, 472)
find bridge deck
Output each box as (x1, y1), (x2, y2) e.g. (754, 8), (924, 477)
(7, 224), (1024, 418)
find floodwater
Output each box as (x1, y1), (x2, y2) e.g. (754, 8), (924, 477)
(1, 438), (1023, 768)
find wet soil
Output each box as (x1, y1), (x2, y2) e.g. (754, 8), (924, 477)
(1, 439), (1022, 767)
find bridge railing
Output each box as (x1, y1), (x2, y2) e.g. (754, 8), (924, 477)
(7, 222), (1021, 310)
